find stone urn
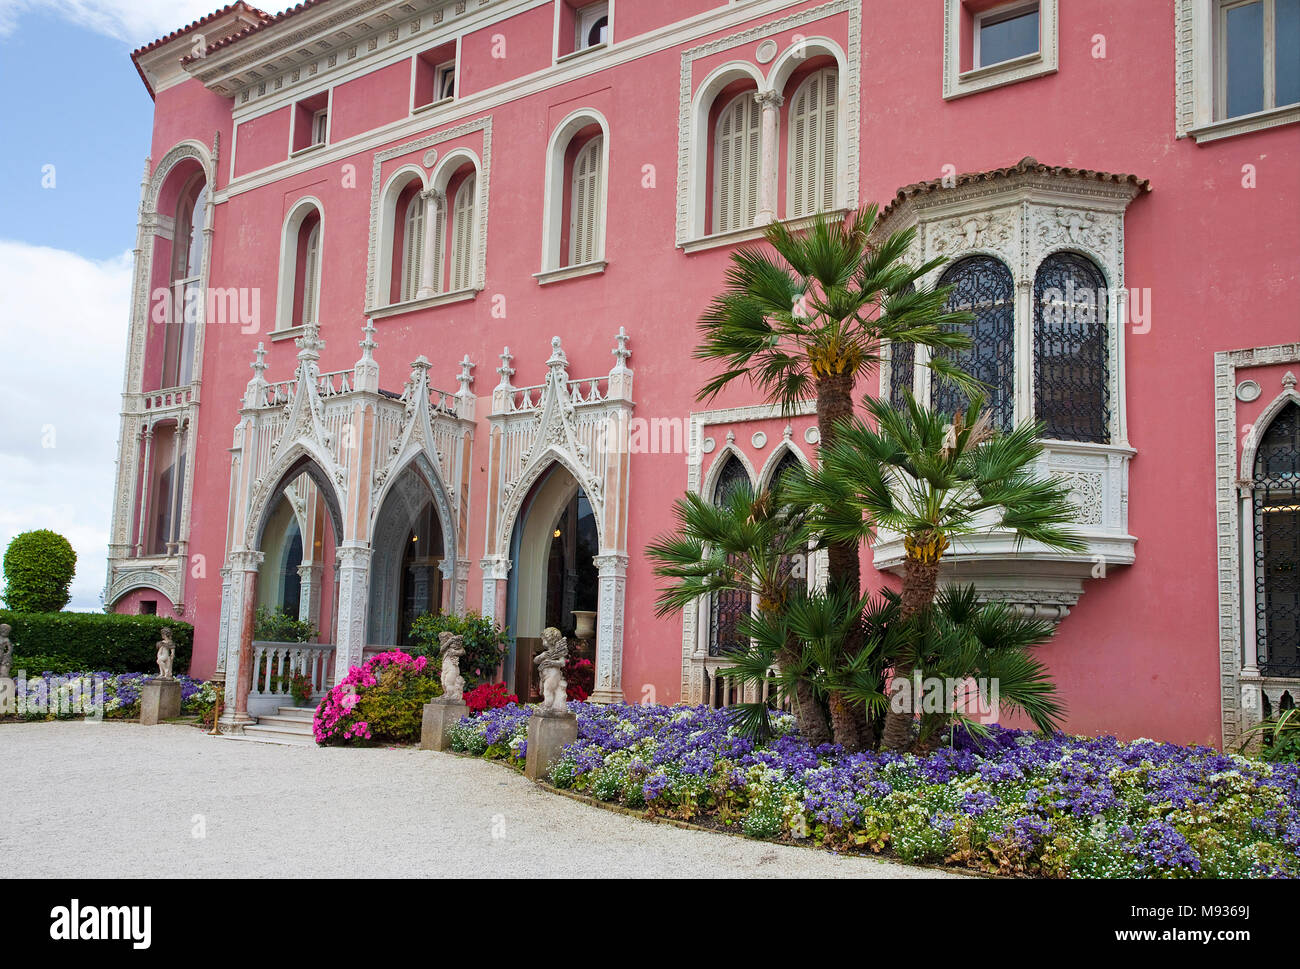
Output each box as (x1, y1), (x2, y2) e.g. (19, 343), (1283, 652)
(572, 610), (597, 641)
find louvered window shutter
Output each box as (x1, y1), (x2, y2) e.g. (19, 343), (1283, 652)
(302, 222), (320, 324)
(401, 194), (425, 302)
(714, 94), (760, 233)
(788, 68), (839, 218)
(569, 136), (603, 266)
(450, 176), (476, 292)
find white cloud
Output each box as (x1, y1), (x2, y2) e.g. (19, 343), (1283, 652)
(0, 240), (132, 610)
(0, 1), (296, 45)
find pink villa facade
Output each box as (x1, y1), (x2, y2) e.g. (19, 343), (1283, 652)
(104, 0), (1299, 746)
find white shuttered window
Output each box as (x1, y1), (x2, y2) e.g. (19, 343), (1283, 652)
(449, 175), (477, 292)
(301, 221), (321, 324)
(713, 93), (761, 233)
(568, 135), (603, 266)
(787, 68), (839, 218)
(400, 193), (426, 302)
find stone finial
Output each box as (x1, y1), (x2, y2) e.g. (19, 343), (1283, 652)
(496, 346), (516, 389)
(295, 321), (324, 363)
(358, 319), (378, 360)
(457, 355), (475, 398)
(244, 342), (269, 406)
(354, 319), (380, 393)
(547, 335), (568, 370)
(610, 326), (631, 375)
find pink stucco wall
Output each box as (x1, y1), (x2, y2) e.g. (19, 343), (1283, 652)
(116, 0), (1299, 746)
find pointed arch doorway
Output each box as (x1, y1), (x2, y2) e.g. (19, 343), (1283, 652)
(506, 463), (599, 697)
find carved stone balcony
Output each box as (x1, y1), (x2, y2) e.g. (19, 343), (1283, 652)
(872, 440), (1135, 621)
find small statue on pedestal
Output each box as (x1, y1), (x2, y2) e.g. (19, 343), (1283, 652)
(155, 627), (176, 680)
(535, 627), (569, 714)
(437, 630), (466, 702)
(0, 623), (12, 678)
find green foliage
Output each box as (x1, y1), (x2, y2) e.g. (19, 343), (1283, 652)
(253, 606), (317, 643)
(1243, 707), (1300, 764)
(2, 610), (193, 674)
(2, 530), (77, 613)
(352, 662), (442, 744)
(408, 611), (509, 688)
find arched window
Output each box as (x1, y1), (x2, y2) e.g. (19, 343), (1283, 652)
(165, 175), (206, 387)
(889, 341), (915, 410)
(933, 256), (1015, 432)
(400, 192), (426, 303)
(709, 454), (753, 657)
(1254, 401), (1300, 677)
(713, 93), (760, 234)
(767, 449), (807, 592)
(1034, 252), (1109, 442)
(300, 219), (321, 325)
(279, 201), (322, 330)
(569, 135), (603, 266)
(787, 67), (838, 218)
(449, 175), (476, 292)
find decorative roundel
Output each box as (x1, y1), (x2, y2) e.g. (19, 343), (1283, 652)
(423, 149), (439, 168)
(756, 39), (778, 64)
(1236, 380), (1262, 403)
(804, 426), (821, 445)
(751, 431), (768, 449)
(701, 436), (716, 454)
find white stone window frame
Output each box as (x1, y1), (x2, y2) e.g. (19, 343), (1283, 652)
(273, 195), (325, 336)
(942, 0), (1058, 101)
(680, 403), (827, 704)
(364, 117), (492, 317)
(1175, 0), (1300, 141)
(1214, 344), (1300, 749)
(536, 107), (611, 285)
(675, 0), (861, 251)
(875, 173), (1143, 615)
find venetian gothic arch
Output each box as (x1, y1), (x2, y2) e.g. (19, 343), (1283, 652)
(481, 332), (635, 704)
(215, 320), (475, 731)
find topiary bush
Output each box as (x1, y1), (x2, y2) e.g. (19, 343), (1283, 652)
(2, 530), (77, 613)
(2, 611), (193, 674)
(408, 611), (509, 688)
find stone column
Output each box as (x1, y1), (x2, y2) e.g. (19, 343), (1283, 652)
(753, 90), (783, 225)
(135, 424), (154, 556)
(220, 551), (262, 732)
(416, 189), (445, 300)
(589, 553), (628, 705)
(1014, 278), (1035, 426)
(297, 562), (324, 630)
(332, 543), (371, 684)
(479, 556), (511, 624)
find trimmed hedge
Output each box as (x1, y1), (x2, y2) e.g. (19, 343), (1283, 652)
(1, 611), (194, 675)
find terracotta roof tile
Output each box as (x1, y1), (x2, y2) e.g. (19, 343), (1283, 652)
(181, 0), (333, 65)
(131, 2), (272, 97)
(880, 156), (1151, 220)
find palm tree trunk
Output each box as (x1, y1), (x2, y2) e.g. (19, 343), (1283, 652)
(788, 659), (831, 747)
(880, 545), (943, 752)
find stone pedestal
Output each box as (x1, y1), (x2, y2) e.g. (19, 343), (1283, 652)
(420, 697), (469, 751)
(140, 678), (182, 725)
(524, 710), (578, 782)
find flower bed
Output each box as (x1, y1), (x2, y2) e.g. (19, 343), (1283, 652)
(449, 701), (1300, 878)
(3, 671), (215, 721)
(314, 650), (440, 745)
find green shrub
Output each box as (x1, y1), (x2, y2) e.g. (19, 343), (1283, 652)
(2, 611), (193, 674)
(352, 662), (442, 743)
(408, 611), (509, 688)
(253, 606), (316, 643)
(3, 530), (76, 613)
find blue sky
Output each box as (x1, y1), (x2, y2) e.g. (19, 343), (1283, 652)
(0, 1), (292, 609)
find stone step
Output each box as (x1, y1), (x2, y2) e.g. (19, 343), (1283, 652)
(256, 714), (315, 732)
(236, 724), (316, 747)
(275, 706), (316, 721)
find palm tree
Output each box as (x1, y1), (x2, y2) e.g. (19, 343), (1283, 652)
(695, 207), (978, 605)
(786, 391), (1084, 751)
(647, 486), (833, 745)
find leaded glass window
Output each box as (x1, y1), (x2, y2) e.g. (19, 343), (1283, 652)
(709, 454), (752, 657)
(932, 256), (1015, 431)
(1033, 252), (1110, 443)
(1255, 401), (1300, 676)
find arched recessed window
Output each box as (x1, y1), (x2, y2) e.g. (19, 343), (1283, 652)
(787, 67), (838, 218)
(449, 175), (476, 292)
(279, 201), (323, 330)
(569, 135), (603, 266)
(401, 192), (426, 303)
(709, 454), (753, 657)
(713, 93), (760, 234)
(1034, 252), (1109, 442)
(1254, 401), (1300, 677)
(164, 175), (206, 387)
(933, 255), (1015, 432)
(889, 341), (915, 411)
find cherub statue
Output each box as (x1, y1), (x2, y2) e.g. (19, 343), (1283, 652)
(155, 627), (175, 680)
(438, 630), (466, 702)
(0, 623), (12, 679)
(534, 626), (569, 714)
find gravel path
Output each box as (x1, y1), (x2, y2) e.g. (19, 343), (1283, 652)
(0, 722), (956, 879)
